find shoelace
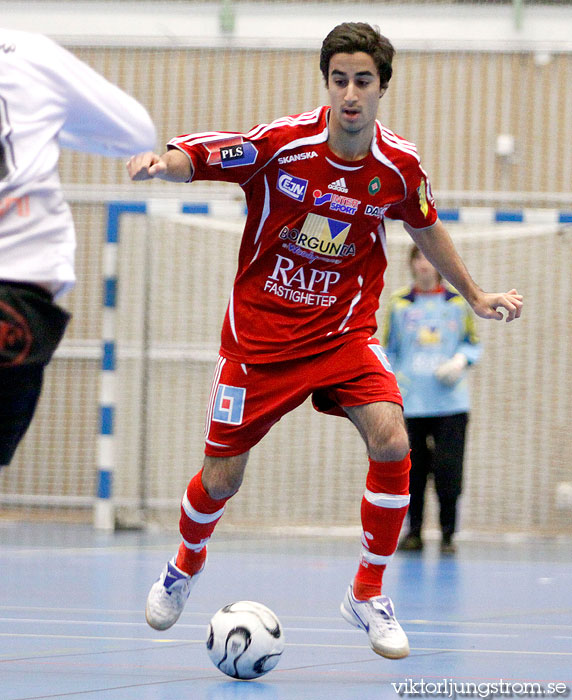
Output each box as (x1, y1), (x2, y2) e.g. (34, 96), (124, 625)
(369, 599), (400, 633)
(165, 576), (191, 599)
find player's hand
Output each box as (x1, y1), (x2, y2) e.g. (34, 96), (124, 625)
(434, 353), (468, 386)
(126, 152), (168, 181)
(471, 289), (523, 322)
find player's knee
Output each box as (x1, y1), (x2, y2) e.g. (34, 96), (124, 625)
(202, 470), (242, 500)
(202, 454), (248, 500)
(368, 427), (409, 463)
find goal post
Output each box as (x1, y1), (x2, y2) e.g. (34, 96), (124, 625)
(93, 200), (227, 531)
(94, 201), (146, 531)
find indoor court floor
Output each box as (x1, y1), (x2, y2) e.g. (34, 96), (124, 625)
(1, 522), (571, 700)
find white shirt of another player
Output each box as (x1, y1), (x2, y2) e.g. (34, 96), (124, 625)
(0, 28), (156, 296)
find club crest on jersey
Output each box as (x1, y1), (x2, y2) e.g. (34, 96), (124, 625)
(212, 384), (246, 425)
(277, 169), (308, 202)
(279, 213), (355, 258)
(368, 176), (381, 195)
(204, 137), (258, 168)
(313, 189), (360, 216)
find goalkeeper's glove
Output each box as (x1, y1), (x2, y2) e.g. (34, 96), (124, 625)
(434, 353), (468, 386)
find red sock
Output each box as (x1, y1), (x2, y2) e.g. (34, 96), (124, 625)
(176, 469), (231, 575)
(353, 455), (410, 600)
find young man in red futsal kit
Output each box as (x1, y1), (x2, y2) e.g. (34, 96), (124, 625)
(127, 22), (522, 659)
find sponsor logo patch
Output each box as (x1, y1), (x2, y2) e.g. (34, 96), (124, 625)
(220, 144), (244, 163)
(277, 150), (318, 165)
(418, 325), (441, 345)
(212, 384), (246, 425)
(277, 169), (308, 201)
(418, 178), (429, 217)
(204, 137), (258, 168)
(278, 213), (355, 258)
(264, 253), (341, 306)
(328, 177), (348, 193)
(364, 204), (389, 219)
(313, 189), (360, 215)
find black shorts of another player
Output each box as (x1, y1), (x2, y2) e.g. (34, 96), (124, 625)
(0, 281), (71, 466)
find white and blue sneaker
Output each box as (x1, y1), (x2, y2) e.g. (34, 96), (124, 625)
(340, 583), (410, 659)
(145, 557), (203, 631)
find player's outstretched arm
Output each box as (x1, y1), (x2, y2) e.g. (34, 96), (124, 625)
(404, 219), (523, 323)
(45, 35), (156, 156)
(126, 149), (191, 183)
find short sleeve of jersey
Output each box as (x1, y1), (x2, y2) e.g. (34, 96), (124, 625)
(167, 109), (328, 187)
(168, 129), (275, 186)
(384, 169), (438, 229)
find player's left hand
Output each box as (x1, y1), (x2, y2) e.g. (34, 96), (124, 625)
(471, 289), (523, 322)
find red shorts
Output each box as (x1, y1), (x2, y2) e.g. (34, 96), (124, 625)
(204, 335), (403, 457)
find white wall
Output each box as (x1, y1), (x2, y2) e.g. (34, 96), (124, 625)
(3, 1), (572, 51)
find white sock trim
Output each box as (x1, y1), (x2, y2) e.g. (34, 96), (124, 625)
(361, 547), (394, 565)
(181, 537), (209, 552)
(181, 492), (225, 524)
(364, 490), (410, 509)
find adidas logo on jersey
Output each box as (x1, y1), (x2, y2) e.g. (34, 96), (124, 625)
(328, 178), (348, 193)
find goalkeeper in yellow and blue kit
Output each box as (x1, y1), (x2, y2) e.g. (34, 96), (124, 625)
(384, 245), (482, 554)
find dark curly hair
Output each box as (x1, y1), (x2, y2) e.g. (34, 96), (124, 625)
(320, 22), (395, 89)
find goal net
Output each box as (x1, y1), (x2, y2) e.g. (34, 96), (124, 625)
(101, 211), (572, 535)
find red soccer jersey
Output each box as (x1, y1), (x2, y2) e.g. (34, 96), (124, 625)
(169, 106), (438, 363)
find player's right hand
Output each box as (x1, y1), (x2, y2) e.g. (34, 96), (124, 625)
(126, 152), (168, 181)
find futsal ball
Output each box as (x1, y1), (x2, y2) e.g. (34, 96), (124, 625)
(206, 601), (285, 679)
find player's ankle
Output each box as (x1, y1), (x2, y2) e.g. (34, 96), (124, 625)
(176, 543), (207, 576)
(353, 580), (382, 601)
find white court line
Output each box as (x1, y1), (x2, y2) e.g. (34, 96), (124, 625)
(0, 618), (205, 629)
(1, 607), (572, 629)
(0, 618), (519, 638)
(0, 633), (201, 643)
(0, 547), (165, 556)
(1, 633), (571, 656)
(0, 605), (164, 615)
(0, 542), (285, 556)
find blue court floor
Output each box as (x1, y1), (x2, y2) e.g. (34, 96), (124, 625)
(1, 522), (571, 700)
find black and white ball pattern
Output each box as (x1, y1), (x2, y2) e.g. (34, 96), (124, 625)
(206, 601), (285, 679)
